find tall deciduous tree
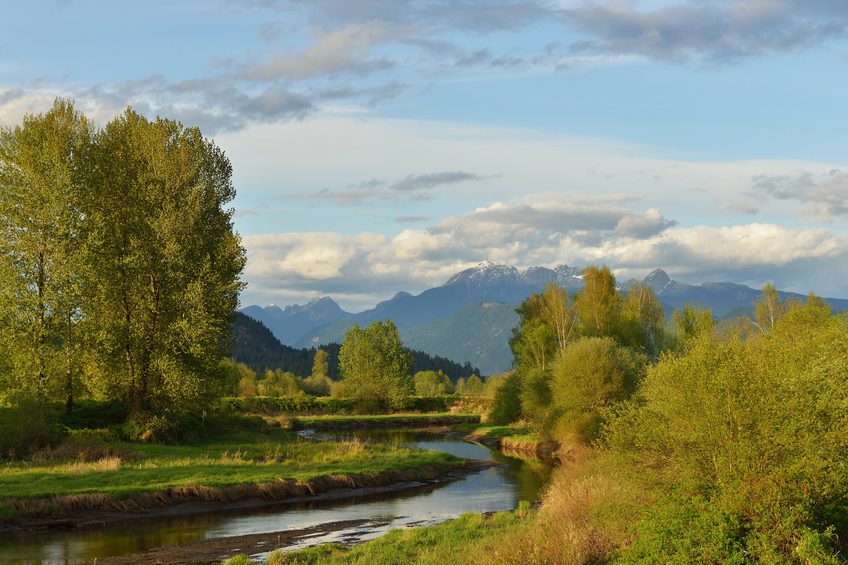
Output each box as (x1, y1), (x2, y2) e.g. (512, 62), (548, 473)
(0, 99), (92, 409)
(338, 320), (413, 410)
(575, 265), (620, 337)
(620, 281), (666, 356)
(85, 109), (245, 413)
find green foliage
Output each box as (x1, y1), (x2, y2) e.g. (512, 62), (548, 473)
(0, 100), (245, 435)
(219, 359), (257, 397)
(488, 372), (523, 425)
(551, 337), (646, 416)
(0, 99), (92, 406)
(280, 509), (531, 564)
(413, 370), (453, 396)
(603, 301), (848, 560)
(339, 321), (414, 411)
(619, 282), (665, 356)
(258, 369), (304, 397)
(0, 395), (61, 459)
(119, 410), (205, 444)
(222, 555), (252, 565)
(575, 265), (620, 337)
(616, 495), (748, 564)
(301, 348), (332, 396)
(84, 108), (245, 414)
(672, 304), (715, 347)
(58, 399), (127, 430)
(456, 374), (484, 396)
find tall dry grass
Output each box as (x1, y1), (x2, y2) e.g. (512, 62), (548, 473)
(468, 447), (650, 564)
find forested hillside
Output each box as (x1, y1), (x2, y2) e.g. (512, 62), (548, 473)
(231, 313), (480, 380)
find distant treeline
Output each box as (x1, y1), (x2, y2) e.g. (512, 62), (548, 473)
(231, 313), (481, 380)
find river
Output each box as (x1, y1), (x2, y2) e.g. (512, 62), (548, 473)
(0, 429), (553, 563)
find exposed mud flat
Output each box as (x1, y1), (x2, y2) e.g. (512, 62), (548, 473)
(98, 518), (390, 564)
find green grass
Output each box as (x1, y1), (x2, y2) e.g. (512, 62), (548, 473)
(273, 508), (534, 564)
(0, 428), (462, 501)
(458, 422), (543, 443)
(294, 413), (479, 424)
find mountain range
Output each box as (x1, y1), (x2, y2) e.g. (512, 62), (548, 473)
(241, 262), (848, 375)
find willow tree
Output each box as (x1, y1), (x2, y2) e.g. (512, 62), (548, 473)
(0, 99), (92, 409)
(85, 109), (245, 413)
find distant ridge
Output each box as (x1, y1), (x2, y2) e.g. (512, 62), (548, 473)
(241, 262), (848, 375)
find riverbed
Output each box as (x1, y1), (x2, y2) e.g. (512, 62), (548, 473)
(0, 429), (553, 563)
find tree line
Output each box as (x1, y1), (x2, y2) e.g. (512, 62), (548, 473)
(0, 100), (245, 421)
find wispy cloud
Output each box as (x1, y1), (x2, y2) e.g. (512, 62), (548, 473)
(753, 169), (848, 221)
(563, 0), (848, 64)
(302, 171), (490, 204)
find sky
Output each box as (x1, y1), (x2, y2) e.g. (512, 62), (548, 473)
(2, 0), (847, 310)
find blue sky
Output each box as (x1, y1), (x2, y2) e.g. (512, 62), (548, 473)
(2, 0), (848, 309)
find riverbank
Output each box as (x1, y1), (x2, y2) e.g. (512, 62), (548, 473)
(288, 413), (481, 430)
(0, 427), (469, 531)
(460, 423), (560, 460)
(239, 507), (535, 565)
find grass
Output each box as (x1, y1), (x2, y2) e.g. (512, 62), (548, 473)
(0, 427), (462, 502)
(258, 508), (535, 565)
(458, 422), (543, 444)
(294, 413), (479, 423)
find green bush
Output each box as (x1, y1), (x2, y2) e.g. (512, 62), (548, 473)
(0, 396), (61, 459)
(488, 372), (523, 425)
(119, 410), (205, 443)
(603, 305), (848, 561)
(59, 399), (127, 430)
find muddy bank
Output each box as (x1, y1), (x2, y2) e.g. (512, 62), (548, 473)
(291, 414), (480, 430)
(97, 518), (389, 564)
(499, 437), (560, 460)
(463, 432), (560, 461)
(1, 460), (492, 534)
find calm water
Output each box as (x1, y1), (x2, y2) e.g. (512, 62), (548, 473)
(0, 430), (553, 563)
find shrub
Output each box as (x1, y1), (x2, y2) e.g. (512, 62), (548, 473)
(119, 410), (205, 443)
(59, 399), (127, 430)
(0, 396), (61, 459)
(488, 372), (523, 425)
(603, 307), (848, 560)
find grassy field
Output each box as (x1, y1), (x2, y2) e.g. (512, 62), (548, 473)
(0, 427), (462, 502)
(228, 508), (534, 565)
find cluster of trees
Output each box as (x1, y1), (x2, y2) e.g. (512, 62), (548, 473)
(412, 370), (484, 396)
(492, 264), (848, 561)
(494, 266), (662, 432)
(335, 320), (487, 410)
(222, 348), (334, 399)
(0, 100), (245, 420)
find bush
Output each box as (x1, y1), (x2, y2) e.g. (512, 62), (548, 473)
(488, 372), (523, 425)
(0, 396), (61, 459)
(119, 410), (205, 443)
(603, 307), (848, 560)
(59, 399), (127, 430)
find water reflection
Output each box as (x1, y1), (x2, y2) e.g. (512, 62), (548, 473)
(0, 430), (552, 563)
